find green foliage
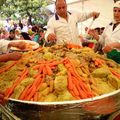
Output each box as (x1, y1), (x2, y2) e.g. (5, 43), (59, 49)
(0, 0), (5, 6)
(0, 0), (49, 25)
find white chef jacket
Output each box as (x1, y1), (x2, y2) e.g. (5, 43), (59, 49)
(0, 40), (10, 53)
(100, 22), (120, 48)
(45, 12), (92, 46)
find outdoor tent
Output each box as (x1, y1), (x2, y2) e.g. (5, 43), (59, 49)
(46, 0), (115, 34)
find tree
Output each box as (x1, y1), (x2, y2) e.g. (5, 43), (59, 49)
(0, 0), (6, 6)
(0, 0), (49, 25)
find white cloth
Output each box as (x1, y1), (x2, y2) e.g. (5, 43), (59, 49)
(114, 1), (120, 8)
(45, 12), (92, 46)
(99, 22), (120, 50)
(21, 25), (28, 33)
(0, 40), (10, 53)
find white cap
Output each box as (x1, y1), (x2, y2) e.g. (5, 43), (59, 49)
(114, 1), (120, 8)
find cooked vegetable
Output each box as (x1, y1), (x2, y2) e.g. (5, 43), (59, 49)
(0, 44), (120, 102)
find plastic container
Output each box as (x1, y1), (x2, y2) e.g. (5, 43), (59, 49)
(107, 49), (120, 64)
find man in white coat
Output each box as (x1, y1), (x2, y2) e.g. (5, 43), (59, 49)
(45, 0), (100, 46)
(89, 1), (120, 53)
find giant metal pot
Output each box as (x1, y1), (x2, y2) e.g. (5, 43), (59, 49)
(5, 89), (120, 120)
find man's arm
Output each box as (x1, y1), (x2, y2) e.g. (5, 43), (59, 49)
(75, 11), (100, 22)
(8, 41), (26, 50)
(0, 52), (22, 62)
(45, 18), (57, 42)
(0, 40), (26, 53)
(0, 40), (10, 53)
(103, 42), (120, 53)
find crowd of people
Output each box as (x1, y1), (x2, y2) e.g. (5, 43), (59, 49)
(0, 0), (120, 106)
(0, 21), (46, 46)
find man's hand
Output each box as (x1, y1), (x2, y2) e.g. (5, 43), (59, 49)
(103, 42), (120, 53)
(47, 33), (57, 42)
(91, 12), (100, 20)
(103, 45), (113, 53)
(8, 52), (22, 61)
(9, 41), (26, 50)
(15, 41), (26, 50)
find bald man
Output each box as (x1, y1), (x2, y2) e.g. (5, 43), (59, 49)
(45, 0), (100, 46)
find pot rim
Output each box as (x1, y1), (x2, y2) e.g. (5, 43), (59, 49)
(8, 89), (120, 106)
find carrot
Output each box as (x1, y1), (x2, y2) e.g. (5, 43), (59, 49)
(72, 84), (79, 96)
(79, 80), (90, 93)
(66, 43), (82, 49)
(42, 66), (47, 75)
(5, 88), (11, 96)
(71, 76), (79, 85)
(49, 80), (54, 93)
(70, 90), (76, 98)
(95, 60), (99, 66)
(47, 59), (56, 64)
(67, 71), (73, 90)
(64, 63), (72, 69)
(33, 65), (42, 70)
(68, 68), (77, 77)
(24, 76), (41, 99)
(35, 46), (43, 52)
(72, 76), (89, 98)
(33, 72), (41, 78)
(38, 60), (47, 64)
(38, 64), (45, 74)
(45, 65), (53, 75)
(94, 58), (105, 66)
(6, 68), (28, 98)
(110, 69), (120, 79)
(65, 58), (94, 98)
(30, 98), (34, 101)
(25, 86), (37, 101)
(49, 61), (62, 67)
(0, 61), (18, 74)
(67, 58), (81, 77)
(19, 84), (31, 100)
(24, 75), (44, 101)
(76, 84), (88, 99)
(32, 75), (41, 86)
(36, 77), (43, 89)
(51, 66), (56, 70)
(33, 92), (39, 101)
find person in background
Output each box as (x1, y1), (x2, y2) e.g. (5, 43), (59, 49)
(38, 29), (45, 46)
(19, 21), (23, 30)
(94, 27), (101, 35)
(32, 25), (39, 42)
(15, 29), (21, 39)
(88, 1), (120, 51)
(21, 32), (31, 40)
(6, 29), (17, 40)
(45, 0), (100, 46)
(31, 25), (44, 45)
(88, 1), (120, 63)
(0, 29), (8, 40)
(100, 27), (105, 35)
